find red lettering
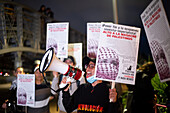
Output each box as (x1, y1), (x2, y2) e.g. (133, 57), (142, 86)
(99, 107), (103, 112)
(78, 104), (82, 110)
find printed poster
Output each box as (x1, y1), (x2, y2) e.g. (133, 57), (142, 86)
(141, 0), (170, 82)
(87, 23), (101, 59)
(17, 74), (35, 106)
(95, 23), (141, 85)
(68, 43), (82, 70)
(46, 23), (69, 58)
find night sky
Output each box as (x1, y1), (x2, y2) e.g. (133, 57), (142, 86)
(14, 0), (170, 60)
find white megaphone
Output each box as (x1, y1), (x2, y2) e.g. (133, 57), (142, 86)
(39, 47), (84, 80)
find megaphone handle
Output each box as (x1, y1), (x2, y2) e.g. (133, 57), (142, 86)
(110, 82), (115, 102)
(42, 73), (69, 93)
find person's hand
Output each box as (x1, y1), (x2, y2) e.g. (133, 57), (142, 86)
(53, 71), (59, 77)
(2, 102), (7, 109)
(61, 76), (67, 84)
(64, 82), (71, 92)
(49, 96), (54, 101)
(109, 88), (117, 103)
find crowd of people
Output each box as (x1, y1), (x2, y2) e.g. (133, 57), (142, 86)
(1, 55), (170, 113)
(38, 5), (54, 19)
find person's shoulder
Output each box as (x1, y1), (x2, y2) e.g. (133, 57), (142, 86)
(35, 82), (50, 89)
(79, 83), (91, 89)
(80, 83), (88, 87)
(100, 82), (110, 89)
(41, 81), (50, 86)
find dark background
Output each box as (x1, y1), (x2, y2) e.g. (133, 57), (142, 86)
(14, 0), (170, 59)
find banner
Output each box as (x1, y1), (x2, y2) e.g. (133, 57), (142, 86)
(95, 23), (141, 85)
(141, 0), (170, 82)
(46, 22), (69, 58)
(17, 74), (35, 106)
(87, 23), (101, 59)
(68, 43), (82, 70)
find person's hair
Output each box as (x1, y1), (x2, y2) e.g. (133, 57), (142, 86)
(46, 8), (51, 11)
(63, 56), (76, 65)
(39, 5), (46, 12)
(82, 56), (96, 72)
(138, 61), (157, 75)
(15, 67), (24, 72)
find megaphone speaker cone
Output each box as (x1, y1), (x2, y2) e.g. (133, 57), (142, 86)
(39, 47), (69, 74)
(39, 47), (84, 81)
(39, 48), (54, 73)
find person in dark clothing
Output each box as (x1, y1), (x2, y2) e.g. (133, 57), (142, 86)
(56, 56), (86, 113)
(2, 67), (25, 113)
(131, 61), (157, 113)
(62, 56), (120, 113)
(46, 8), (54, 18)
(38, 5), (46, 40)
(38, 5), (46, 15)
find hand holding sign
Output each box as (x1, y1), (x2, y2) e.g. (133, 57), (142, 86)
(109, 82), (117, 103)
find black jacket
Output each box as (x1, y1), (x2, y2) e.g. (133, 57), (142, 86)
(62, 82), (119, 113)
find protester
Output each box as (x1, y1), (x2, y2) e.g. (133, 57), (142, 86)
(27, 66), (57, 113)
(62, 56), (120, 113)
(38, 5), (46, 41)
(38, 5), (46, 15)
(52, 56), (86, 113)
(131, 61), (157, 113)
(46, 7), (54, 18)
(2, 67), (25, 113)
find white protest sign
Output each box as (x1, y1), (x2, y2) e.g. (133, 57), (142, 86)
(95, 22), (141, 85)
(87, 23), (101, 59)
(17, 74), (35, 106)
(141, 0), (170, 82)
(68, 43), (82, 70)
(46, 23), (69, 58)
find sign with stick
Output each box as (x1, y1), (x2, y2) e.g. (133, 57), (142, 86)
(95, 22), (141, 85)
(141, 0), (170, 82)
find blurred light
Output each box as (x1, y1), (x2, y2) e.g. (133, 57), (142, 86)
(35, 60), (40, 65)
(4, 73), (10, 76)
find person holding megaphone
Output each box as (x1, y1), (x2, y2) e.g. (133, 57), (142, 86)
(52, 56), (86, 113)
(62, 56), (120, 113)
(38, 48), (86, 112)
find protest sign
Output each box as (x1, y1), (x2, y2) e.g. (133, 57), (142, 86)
(95, 22), (141, 85)
(46, 22), (69, 58)
(141, 0), (170, 82)
(17, 74), (35, 106)
(68, 43), (82, 69)
(87, 23), (101, 59)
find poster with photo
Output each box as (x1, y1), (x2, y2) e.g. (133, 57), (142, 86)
(95, 23), (141, 85)
(46, 22), (69, 58)
(87, 23), (101, 59)
(68, 43), (82, 70)
(141, 0), (170, 82)
(17, 74), (35, 106)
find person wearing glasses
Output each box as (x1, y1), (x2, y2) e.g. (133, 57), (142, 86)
(53, 56), (86, 113)
(62, 56), (120, 113)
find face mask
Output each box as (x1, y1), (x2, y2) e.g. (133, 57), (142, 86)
(87, 75), (97, 84)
